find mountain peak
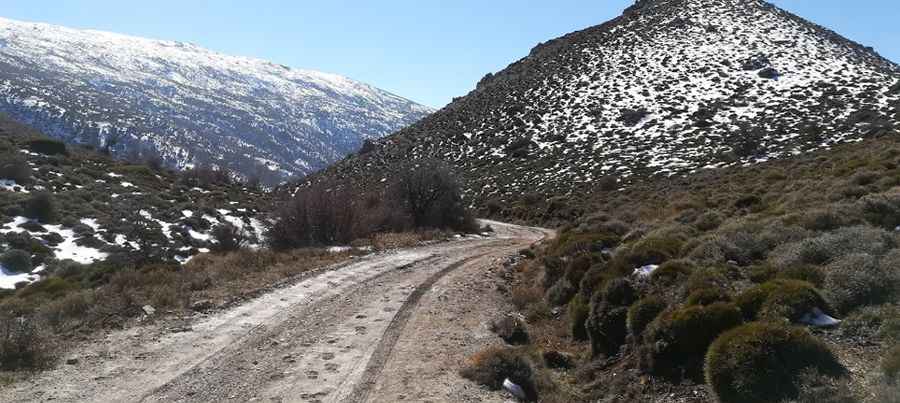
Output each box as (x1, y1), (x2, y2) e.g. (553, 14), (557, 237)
(316, 0), (899, 205)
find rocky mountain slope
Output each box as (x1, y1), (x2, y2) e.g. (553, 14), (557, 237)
(0, 17), (432, 183)
(0, 115), (271, 290)
(316, 0), (900, 205)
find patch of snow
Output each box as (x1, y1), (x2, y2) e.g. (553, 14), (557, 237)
(633, 265), (659, 278)
(0, 179), (29, 193)
(43, 224), (108, 264)
(80, 218), (102, 232)
(0, 263), (38, 289)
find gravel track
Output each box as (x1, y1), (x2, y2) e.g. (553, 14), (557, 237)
(3, 221), (549, 403)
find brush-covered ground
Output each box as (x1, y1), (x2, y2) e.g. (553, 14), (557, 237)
(465, 136), (900, 402)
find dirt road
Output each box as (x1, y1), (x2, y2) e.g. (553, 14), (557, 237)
(5, 221), (549, 403)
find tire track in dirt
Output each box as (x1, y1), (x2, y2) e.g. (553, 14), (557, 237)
(2, 221), (547, 403)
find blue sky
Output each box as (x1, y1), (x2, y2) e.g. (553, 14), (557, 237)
(3, 1), (898, 108)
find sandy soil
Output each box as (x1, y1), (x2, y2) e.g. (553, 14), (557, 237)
(3, 221), (549, 403)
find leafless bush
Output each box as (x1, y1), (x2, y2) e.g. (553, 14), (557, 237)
(211, 224), (245, 252)
(395, 162), (477, 232)
(269, 163), (476, 250)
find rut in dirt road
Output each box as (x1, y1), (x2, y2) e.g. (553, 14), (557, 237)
(4, 221), (548, 403)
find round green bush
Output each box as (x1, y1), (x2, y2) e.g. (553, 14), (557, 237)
(579, 265), (615, 298)
(540, 256), (564, 290)
(747, 265), (778, 284)
(545, 278), (576, 306)
(602, 278), (637, 307)
(650, 259), (694, 285)
(568, 294), (590, 341)
(626, 235), (684, 266)
(885, 344), (900, 382)
(1, 249), (32, 273)
(586, 303), (628, 358)
(777, 264), (826, 287)
(735, 279), (830, 322)
(642, 302), (743, 378)
(706, 322), (846, 403)
(564, 254), (593, 285)
(686, 288), (732, 307)
(586, 279), (638, 358)
(682, 267), (738, 300)
(826, 252), (899, 314)
(22, 192), (57, 223)
(627, 296), (667, 337)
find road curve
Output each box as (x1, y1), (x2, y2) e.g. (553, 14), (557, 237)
(4, 221), (550, 403)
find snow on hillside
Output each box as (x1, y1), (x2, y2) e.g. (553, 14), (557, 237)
(320, 0), (900, 203)
(0, 17), (433, 182)
(0, 132), (273, 289)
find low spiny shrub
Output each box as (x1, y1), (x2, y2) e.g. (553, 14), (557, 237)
(705, 322), (846, 403)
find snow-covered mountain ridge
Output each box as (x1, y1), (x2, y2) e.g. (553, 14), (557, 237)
(315, 0), (900, 204)
(0, 17), (433, 182)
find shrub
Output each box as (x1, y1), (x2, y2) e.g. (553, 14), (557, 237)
(578, 265), (615, 298)
(1, 249), (32, 273)
(747, 264), (778, 283)
(0, 154), (31, 184)
(778, 264), (826, 287)
(26, 139), (67, 155)
(267, 184), (363, 249)
(586, 304), (628, 358)
(735, 279), (830, 322)
(641, 302), (742, 378)
(839, 305), (900, 340)
(683, 266), (733, 295)
(705, 323), (846, 403)
(693, 211), (723, 231)
(787, 369), (859, 403)
(586, 279), (637, 357)
(395, 162), (476, 231)
(0, 313), (52, 370)
(211, 224), (245, 252)
(627, 296), (667, 338)
(858, 191), (900, 229)
(545, 279), (577, 306)
(686, 288), (732, 306)
(798, 206), (862, 231)
(625, 235), (685, 266)
(511, 286), (543, 310)
(22, 192), (57, 223)
(825, 253), (899, 314)
(770, 226), (895, 268)
(884, 345), (900, 382)
(491, 315), (530, 345)
(549, 232), (618, 257)
(540, 256), (564, 290)
(650, 259), (694, 285)
(564, 254), (593, 286)
(568, 294), (590, 341)
(460, 347), (537, 400)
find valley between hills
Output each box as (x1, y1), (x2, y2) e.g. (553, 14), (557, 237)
(2, 0), (900, 402)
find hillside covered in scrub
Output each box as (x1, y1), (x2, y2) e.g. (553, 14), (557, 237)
(313, 0), (900, 213)
(0, 114), (271, 291)
(466, 135), (900, 402)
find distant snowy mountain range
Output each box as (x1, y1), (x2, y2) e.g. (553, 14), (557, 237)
(0, 17), (433, 182)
